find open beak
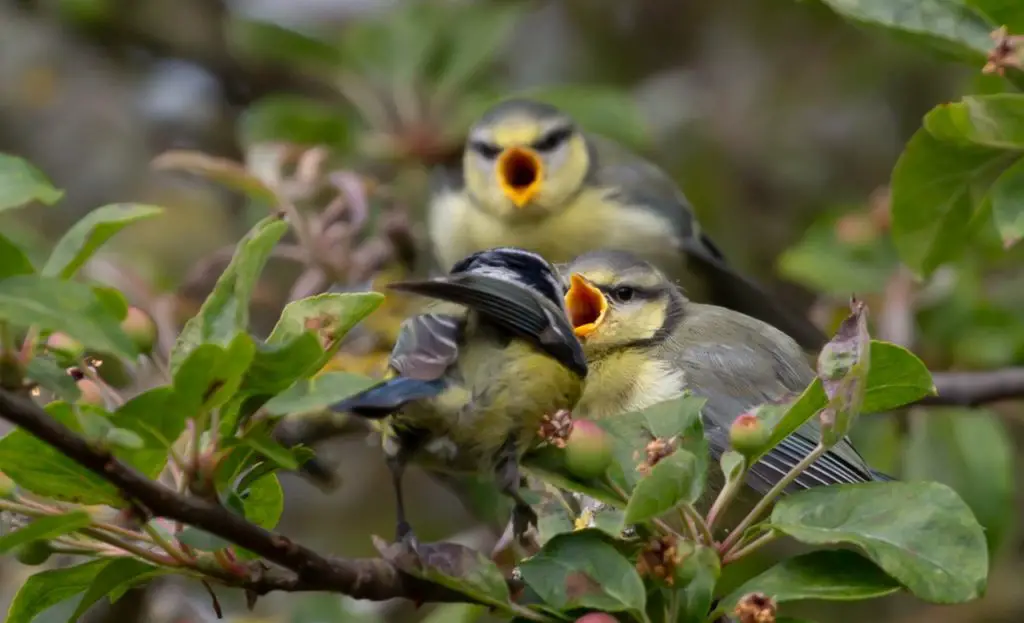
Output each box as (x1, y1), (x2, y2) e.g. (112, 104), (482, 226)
(497, 147), (543, 208)
(564, 274), (608, 338)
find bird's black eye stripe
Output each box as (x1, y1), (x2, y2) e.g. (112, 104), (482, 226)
(598, 284), (660, 303)
(531, 126), (574, 152)
(468, 140), (502, 159)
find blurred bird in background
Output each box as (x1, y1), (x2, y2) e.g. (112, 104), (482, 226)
(561, 249), (889, 513)
(326, 247), (587, 547)
(428, 99), (828, 352)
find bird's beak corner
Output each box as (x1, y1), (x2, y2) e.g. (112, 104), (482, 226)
(565, 274), (608, 338)
(497, 147), (543, 208)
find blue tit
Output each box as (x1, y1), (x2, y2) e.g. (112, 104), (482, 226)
(561, 249), (890, 499)
(428, 98), (826, 352)
(330, 247), (587, 547)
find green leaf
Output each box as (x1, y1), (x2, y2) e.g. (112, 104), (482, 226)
(987, 155), (1024, 247)
(623, 451), (697, 525)
(904, 408), (1015, 555)
(41, 204), (163, 278)
(863, 341), (935, 412)
(0, 234), (35, 279)
(639, 394), (706, 440)
(675, 545), (720, 623)
(751, 380), (827, 467)
(170, 216), (288, 372)
(151, 151), (276, 204)
(718, 550), (900, 616)
(770, 481), (988, 603)
(968, 0), (1024, 32)
(68, 559), (167, 622)
(241, 95), (354, 149)
(173, 333), (256, 412)
(25, 356), (80, 401)
(0, 276), (137, 359)
(242, 332), (324, 396)
(242, 433), (300, 470)
(177, 527), (234, 551)
(6, 559), (111, 623)
(109, 386), (186, 449)
(433, 4), (524, 96)
(374, 538), (512, 608)
(0, 153), (63, 212)
(242, 473), (284, 530)
(816, 301), (870, 445)
(890, 128), (1013, 276)
(817, 0), (994, 61)
(519, 531), (647, 620)
(227, 20), (345, 67)
(269, 292), (384, 351)
(91, 285), (129, 322)
(0, 510), (91, 553)
(924, 94), (1024, 149)
(262, 371), (376, 416)
(0, 403), (120, 505)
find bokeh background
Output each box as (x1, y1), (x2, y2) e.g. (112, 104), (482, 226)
(0, 0), (1021, 621)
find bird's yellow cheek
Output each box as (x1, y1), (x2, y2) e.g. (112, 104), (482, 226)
(564, 274), (608, 338)
(497, 147), (543, 208)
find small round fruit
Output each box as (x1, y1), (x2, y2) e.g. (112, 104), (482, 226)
(121, 306), (157, 354)
(15, 540), (53, 566)
(76, 379), (105, 406)
(729, 413), (770, 456)
(574, 613), (618, 623)
(563, 419), (613, 480)
(46, 333), (85, 360)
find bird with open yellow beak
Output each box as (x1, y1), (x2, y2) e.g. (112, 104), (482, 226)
(560, 249), (889, 497)
(428, 99), (827, 352)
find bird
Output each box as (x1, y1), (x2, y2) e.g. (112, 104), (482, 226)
(328, 247), (587, 548)
(427, 98), (827, 352)
(560, 249), (889, 500)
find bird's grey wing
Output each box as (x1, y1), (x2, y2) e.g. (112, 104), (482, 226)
(389, 274), (586, 376)
(675, 312), (874, 492)
(389, 313), (463, 381)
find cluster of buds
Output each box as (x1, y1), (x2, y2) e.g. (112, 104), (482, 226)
(634, 534), (684, 586)
(538, 409), (574, 448)
(984, 27), (1024, 76)
(635, 436), (675, 475)
(734, 592), (777, 623)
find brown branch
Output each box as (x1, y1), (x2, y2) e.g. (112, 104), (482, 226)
(0, 390), (492, 603)
(925, 368), (1024, 408)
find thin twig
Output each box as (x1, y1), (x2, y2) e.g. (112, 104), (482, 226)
(721, 530), (778, 564)
(720, 443), (828, 555)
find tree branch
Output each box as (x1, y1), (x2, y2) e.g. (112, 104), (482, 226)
(925, 368), (1024, 407)
(0, 390), (492, 604)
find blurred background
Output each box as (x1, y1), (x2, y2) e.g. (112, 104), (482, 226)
(0, 0), (1020, 621)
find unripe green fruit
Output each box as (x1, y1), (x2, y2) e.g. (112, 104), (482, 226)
(15, 540), (53, 566)
(564, 419), (613, 480)
(76, 379), (105, 406)
(46, 332), (85, 360)
(574, 613), (618, 623)
(121, 306), (157, 354)
(729, 413), (770, 455)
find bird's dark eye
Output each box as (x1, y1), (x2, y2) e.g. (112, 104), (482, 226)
(468, 140), (502, 160)
(531, 127), (573, 153)
(612, 286), (635, 303)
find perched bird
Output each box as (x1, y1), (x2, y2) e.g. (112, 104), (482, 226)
(561, 249), (889, 497)
(329, 247), (587, 547)
(428, 98), (826, 352)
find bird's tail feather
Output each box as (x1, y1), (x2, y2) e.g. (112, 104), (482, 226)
(330, 377), (446, 419)
(871, 469), (896, 482)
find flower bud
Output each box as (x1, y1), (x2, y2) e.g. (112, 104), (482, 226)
(76, 379), (105, 406)
(15, 540), (53, 566)
(121, 306), (157, 354)
(46, 332), (85, 361)
(729, 413), (770, 456)
(574, 613), (618, 623)
(563, 419), (613, 480)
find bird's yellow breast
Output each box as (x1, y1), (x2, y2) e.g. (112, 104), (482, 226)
(430, 187), (683, 270)
(575, 351), (685, 420)
(390, 337), (583, 473)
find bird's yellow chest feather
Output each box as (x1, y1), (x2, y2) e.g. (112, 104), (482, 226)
(430, 188), (681, 269)
(575, 353), (685, 421)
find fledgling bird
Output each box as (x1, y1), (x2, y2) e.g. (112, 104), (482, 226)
(329, 247), (587, 547)
(560, 249), (889, 498)
(428, 98), (827, 352)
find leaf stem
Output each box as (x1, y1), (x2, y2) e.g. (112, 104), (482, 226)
(721, 529), (778, 564)
(681, 504), (713, 545)
(142, 521), (193, 565)
(719, 442), (827, 555)
(705, 459), (746, 535)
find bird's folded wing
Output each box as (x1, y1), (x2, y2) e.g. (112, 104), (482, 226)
(389, 313), (463, 381)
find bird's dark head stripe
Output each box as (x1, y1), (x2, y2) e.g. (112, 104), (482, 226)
(449, 247), (564, 308)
